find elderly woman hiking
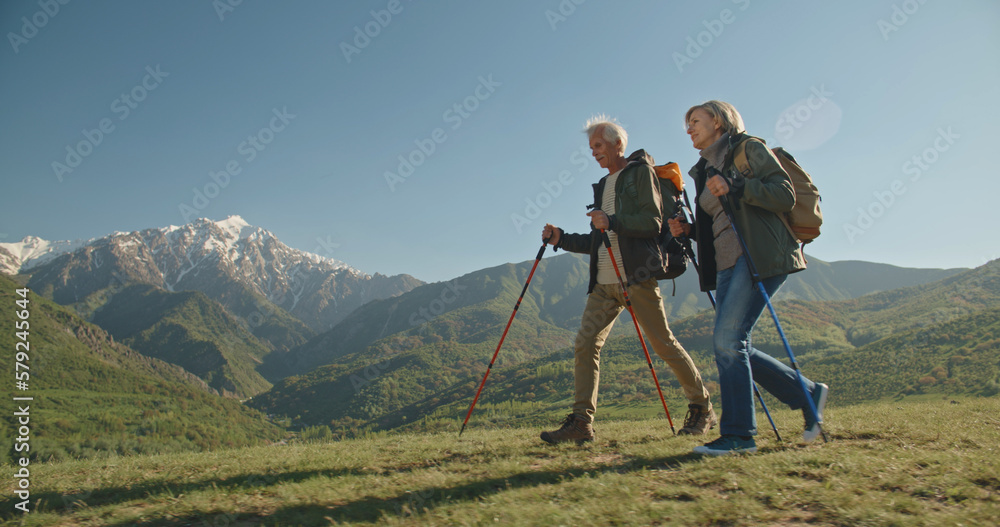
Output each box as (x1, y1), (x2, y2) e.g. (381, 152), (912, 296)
(668, 100), (828, 455)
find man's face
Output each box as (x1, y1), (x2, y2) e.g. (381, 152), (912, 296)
(589, 127), (619, 170)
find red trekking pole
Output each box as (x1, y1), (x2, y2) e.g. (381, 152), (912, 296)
(459, 239), (549, 436)
(600, 230), (676, 435)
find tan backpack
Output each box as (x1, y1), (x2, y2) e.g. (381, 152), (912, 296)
(733, 137), (822, 244)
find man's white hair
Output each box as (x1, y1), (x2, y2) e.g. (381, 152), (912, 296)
(584, 115), (628, 154)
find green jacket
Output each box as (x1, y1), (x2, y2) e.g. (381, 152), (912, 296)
(556, 150), (666, 293)
(689, 134), (806, 291)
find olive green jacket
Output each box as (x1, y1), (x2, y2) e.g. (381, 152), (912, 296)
(555, 150), (665, 293)
(689, 134), (806, 291)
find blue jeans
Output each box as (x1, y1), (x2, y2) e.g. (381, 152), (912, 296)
(714, 256), (817, 437)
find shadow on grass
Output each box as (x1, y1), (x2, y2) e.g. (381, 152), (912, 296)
(87, 449), (712, 526)
(0, 465), (375, 522)
(3, 438), (804, 525)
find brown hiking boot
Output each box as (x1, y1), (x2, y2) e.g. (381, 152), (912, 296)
(678, 403), (717, 435)
(540, 413), (594, 445)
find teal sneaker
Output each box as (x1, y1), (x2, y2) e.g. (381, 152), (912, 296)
(693, 435), (757, 456)
(803, 383), (829, 442)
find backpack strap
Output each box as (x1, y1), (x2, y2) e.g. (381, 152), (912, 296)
(730, 136), (799, 244)
(621, 162), (642, 201)
(732, 136), (761, 178)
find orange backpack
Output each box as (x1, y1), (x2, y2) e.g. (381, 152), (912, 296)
(651, 161), (687, 281)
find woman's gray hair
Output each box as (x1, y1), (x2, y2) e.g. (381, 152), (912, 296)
(584, 115), (628, 154)
(685, 100), (745, 136)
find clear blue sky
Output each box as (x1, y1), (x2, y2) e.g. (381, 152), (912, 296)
(2, 0), (998, 283)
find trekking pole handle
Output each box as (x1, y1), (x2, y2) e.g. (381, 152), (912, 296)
(670, 196), (687, 221)
(537, 236), (551, 259)
(705, 167), (735, 199)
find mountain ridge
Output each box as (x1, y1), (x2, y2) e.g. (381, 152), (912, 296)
(276, 250), (970, 377)
(251, 258), (998, 434)
(0, 274), (284, 461)
(0, 215), (349, 275)
(11, 215), (423, 335)
(91, 284), (275, 398)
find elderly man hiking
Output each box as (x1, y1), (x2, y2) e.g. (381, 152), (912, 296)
(540, 116), (715, 444)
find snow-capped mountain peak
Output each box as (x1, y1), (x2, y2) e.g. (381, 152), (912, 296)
(0, 235), (92, 275)
(0, 216), (352, 276)
(1, 216), (422, 330)
(212, 215), (254, 240)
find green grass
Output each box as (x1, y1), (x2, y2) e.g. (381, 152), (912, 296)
(0, 279), (286, 462)
(3, 397), (998, 526)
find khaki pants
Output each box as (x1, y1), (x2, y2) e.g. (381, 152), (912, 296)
(573, 280), (710, 422)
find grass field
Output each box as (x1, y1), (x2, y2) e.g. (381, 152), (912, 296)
(3, 396), (999, 526)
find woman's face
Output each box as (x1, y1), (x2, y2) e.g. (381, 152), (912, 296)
(687, 108), (723, 150)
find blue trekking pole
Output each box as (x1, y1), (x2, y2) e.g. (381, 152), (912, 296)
(675, 195), (782, 442)
(715, 191), (828, 443)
